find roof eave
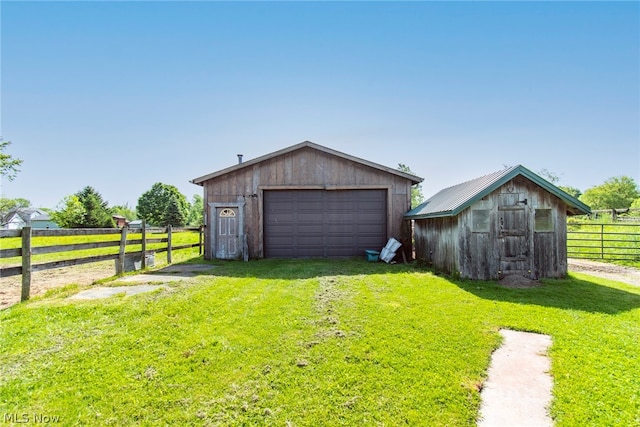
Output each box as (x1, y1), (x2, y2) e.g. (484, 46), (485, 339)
(516, 167), (591, 215)
(404, 164), (591, 219)
(404, 210), (455, 220)
(191, 141), (424, 186)
(457, 165), (591, 216)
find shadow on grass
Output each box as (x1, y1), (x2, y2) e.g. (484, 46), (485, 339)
(451, 276), (640, 315)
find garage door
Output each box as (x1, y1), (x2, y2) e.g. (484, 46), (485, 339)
(264, 189), (387, 258)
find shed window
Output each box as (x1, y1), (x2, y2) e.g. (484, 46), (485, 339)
(535, 209), (553, 232)
(472, 209), (490, 232)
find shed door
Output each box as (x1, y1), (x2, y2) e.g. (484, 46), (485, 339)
(498, 193), (533, 278)
(216, 207), (239, 259)
(264, 189), (387, 258)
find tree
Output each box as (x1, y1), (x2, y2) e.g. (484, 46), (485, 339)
(558, 186), (582, 200)
(398, 163), (424, 208)
(537, 168), (560, 184)
(187, 194), (204, 226)
(163, 196), (187, 227)
(77, 186), (115, 228)
(111, 203), (137, 221)
(0, 140), (23, 181)
(0, 197), (31, 218)
(137, 182), (189, 227)
(51, 187), (114, 228)
(579, 176), (639, 210)
(51, 195), (85, 228)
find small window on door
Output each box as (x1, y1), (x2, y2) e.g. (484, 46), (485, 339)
(220, 208), (236, 217)
(472, 209), (490, 232)
(535, 209), (553, 232)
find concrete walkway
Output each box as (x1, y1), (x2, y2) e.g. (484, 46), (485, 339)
(68, 264), (214, 301)
(478, 329), (553, 427)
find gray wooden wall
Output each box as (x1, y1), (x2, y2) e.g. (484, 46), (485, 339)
(414, 176), (569, 280)
(200, 146), (414, 259)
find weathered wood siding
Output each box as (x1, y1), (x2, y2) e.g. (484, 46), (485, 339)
(200, 146), (414, 259)
(414, 175), (570, 280)
(458, 198), (498, 280)
(414, 216), (459, 275)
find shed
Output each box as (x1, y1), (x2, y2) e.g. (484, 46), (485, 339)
(112, 215), (128, 228)
(404, 165), (590, 280)
(191, 141), (423, 260)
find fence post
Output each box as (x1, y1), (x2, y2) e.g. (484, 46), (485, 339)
(199, 225), (204, 255)
(117, 226), (128, 275)
(141, 220), (147, 269)
(167, 225), (172, 264)
(21, 227), (32, 301)
(600, 224), (605, 259)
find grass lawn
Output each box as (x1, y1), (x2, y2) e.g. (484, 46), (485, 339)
(1, 259), (638, 426)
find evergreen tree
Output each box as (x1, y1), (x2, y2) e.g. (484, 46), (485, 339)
(163, 195), (188, 227)
(76, 186), (115, 228)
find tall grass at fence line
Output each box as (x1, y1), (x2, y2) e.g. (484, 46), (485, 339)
(567, 218), (640, 267)
(0, 230), (202, 267)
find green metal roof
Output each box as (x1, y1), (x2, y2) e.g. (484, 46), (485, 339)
(404, 165), (591, 220)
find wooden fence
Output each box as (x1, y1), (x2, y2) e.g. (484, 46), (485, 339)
(0, 223), (204, 301)
(589, 208), (640, 222)
(567, 222), (640, 261)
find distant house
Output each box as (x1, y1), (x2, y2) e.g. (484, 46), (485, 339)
(1, 208), (48, 230)
(404, 165), (590, 280)
(191, 141), (422, 260)
(31, 213), (59, 229)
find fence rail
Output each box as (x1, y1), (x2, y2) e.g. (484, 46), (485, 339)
(567, 222), (640, 261)
(0, 223), (204, 301)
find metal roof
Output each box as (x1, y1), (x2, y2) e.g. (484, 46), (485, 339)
(404, 165), (591, 219)
(191, 141), (423, 186)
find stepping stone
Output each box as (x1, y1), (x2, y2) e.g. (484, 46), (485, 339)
(69, 285), (167, 300)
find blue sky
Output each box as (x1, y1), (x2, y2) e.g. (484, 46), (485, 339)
(2, 1), (638, 210)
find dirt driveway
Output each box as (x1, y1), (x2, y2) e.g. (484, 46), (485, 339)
(1, 261), (117, 310)
(568, 259), (640, 287)
(2, 258), (639, 310)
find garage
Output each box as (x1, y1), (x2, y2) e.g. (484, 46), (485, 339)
(264, 189), (387, 257)
(190, 141), (421, 260)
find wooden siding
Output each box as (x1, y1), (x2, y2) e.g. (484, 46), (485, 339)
(414, 216), (459, 275)
(200, 146), (414, 259)
(414, 175), (570, 280)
